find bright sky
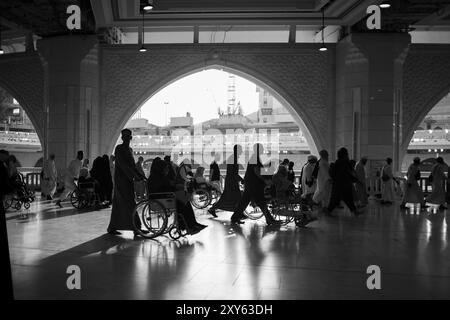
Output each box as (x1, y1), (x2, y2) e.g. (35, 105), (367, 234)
(138, 69), (260, 126)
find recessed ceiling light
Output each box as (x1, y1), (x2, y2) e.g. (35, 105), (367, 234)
(143, 5), (153, 11)
(380, 2), (391, 9)
(139, 46), (147, 53)
(0, 48), (4, 55)
(319, 45), (327, 52)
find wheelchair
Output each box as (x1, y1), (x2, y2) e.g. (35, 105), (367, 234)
(190, 180), (221, 210)
(242, 184), (314, 227)
(4, 172), (35, 211)
(70, 180), (100, 209)
(133, 191), (195, 240)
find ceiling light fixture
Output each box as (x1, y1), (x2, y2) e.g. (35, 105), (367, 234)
(143, 0), (154, 11)
(379, 2), (391, 9)
(319, 9), (327, 52)
(139, 10), (147, 53)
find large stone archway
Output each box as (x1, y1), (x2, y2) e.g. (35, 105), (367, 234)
(100, 43), (336, 156)
(0, 52), (45, 145)
(401, 44), (450, 166)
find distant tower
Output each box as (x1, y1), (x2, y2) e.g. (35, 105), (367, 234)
(133, 109), (142, 119)
(227, 74), (236, 115)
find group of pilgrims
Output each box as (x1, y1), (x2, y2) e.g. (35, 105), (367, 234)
(35, 128), (449, 238)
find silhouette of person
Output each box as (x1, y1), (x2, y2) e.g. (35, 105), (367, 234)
(107, 129), (146, 236)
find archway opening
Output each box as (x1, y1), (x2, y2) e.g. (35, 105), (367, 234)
(114, 67), (318, 177)
(402, 92), (450, 173)
(0, 86), (43, 169)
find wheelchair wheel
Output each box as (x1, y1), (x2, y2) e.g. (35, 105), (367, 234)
(243, 203), (265, 220)
(168, 225), (181, 240)
(23, 202), (31, 210)
(191, 189), (211, 209)
(134, 199), (168, 239)
(70, 189), (88, 209)
(294, 214), (308, 227)
(270, 203), (294, 226)
(14, 201), (22, 210)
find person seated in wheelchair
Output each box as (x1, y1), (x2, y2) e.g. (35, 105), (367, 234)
(147, 158), (207, 235)
(9, 172), (33, 203)
(77, 167), (102, 204)
(272, 165), (317, 225)
(193, 167), (220, 192)
(271, 165), (296, 202)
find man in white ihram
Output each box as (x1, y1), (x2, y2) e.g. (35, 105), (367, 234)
(42, 154), (58, 200)
(55, 150), (84, 208)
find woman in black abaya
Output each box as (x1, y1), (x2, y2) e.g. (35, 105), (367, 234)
(207, 145), (244, 217)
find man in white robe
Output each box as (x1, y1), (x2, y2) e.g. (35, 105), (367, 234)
(355, 156), (369, 207)
(400, 157), (423, 208)
(426, 157), (448, 208)
(301, 155), (318, 199)
(313, 150), (331, 209)
(55, 151), (83, 207)
(42, 154), (57, 200)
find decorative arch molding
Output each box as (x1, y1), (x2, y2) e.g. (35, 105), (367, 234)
(0, 52), (45, 144)
(401, 44), (450, 165)
(100, 43), (335, 155)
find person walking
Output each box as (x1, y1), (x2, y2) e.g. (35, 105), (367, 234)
(426, 157), (448, 209)
(355, 156), (369, 207)
(381, 158), (396, 205)
(107, 129), (147, 236)
(400, 157), (424, 209)
(209, 155), (222, 193)
(230, 143), (279, 226)
(301, 155), (318, 203)
(312, 150), (331, 210)
(207, 145), (244, 218)
(42, 154), (58, 200)
(327, 147), (362, 216)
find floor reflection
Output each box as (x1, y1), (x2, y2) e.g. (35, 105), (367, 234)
(6, 198), (450, 299)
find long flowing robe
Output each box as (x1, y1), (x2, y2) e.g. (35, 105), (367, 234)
(426, 163), (447, 205)
(211, 159), (243, 212)
(312, 159), (331, 207)
(107, 144), (140, 231)
(381, 164), (396, 202)
(59, 159), (81, 200)
(42, 159), (57, 197)
(301, 162), (316, 197)
(402, 164), (423, 204)
(354, 162), (368, 206)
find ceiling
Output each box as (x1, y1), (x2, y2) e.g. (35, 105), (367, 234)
(1, 0), (450, 42)
(92, 0), (384, 27)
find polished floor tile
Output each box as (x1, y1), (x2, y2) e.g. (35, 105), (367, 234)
(5, 197), (450, 299)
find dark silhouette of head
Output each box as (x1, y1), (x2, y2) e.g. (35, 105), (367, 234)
(361, 156), (368, 165)
(319, 149), (329, 160)
(288, 161), (294, 170)
(121, 128), (132, 144)
(337, 147), (349, 160)
(386, 157), (393, 165)
(77, 150), (84, 161)
(436, 157), (444, 164)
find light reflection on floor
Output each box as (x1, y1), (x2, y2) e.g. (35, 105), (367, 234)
(6, 197), (450, 299)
